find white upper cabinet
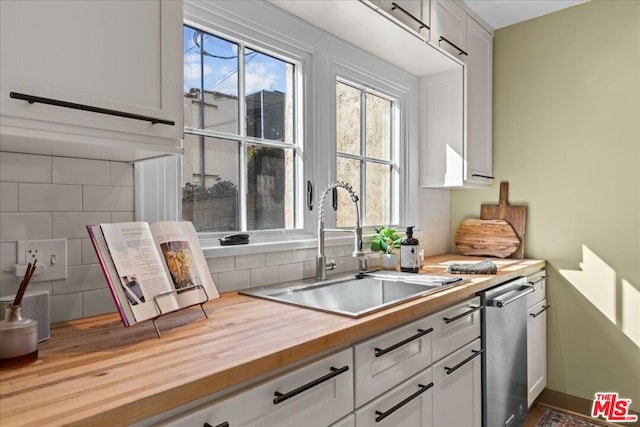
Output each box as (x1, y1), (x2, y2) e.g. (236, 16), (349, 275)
(421, 0), (493, 187)
(268, 0), (460, 77)
(0, 0), (183, 162)
(378, 0), (430, 39)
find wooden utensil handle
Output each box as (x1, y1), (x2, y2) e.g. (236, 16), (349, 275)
(499, 181), (509, 205)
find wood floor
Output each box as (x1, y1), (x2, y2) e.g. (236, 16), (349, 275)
(524, 404), (549, 427)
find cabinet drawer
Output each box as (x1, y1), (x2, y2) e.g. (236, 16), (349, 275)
(526, 270), (547, 307)
(356, 368), (433, 427)
(159, 348), (353, 427)
(432, 338), (482, 427)
(432, 297), (481, 362)
(354, 315), (434, 407)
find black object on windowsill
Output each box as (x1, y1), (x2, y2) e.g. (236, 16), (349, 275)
(219, 234), (250, 246)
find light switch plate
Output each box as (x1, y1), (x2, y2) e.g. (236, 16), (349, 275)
(17, 239), (67, 282)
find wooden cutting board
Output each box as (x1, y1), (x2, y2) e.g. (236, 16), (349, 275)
(480, 182), (527, 259)
(455, 218), (520, 258)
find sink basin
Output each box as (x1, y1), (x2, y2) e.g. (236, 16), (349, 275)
(239, 273), (464, 317)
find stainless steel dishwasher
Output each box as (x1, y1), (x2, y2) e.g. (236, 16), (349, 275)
(480, 276), (534, 427)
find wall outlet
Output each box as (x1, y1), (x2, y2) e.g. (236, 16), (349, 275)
(17, 239), (67, 282)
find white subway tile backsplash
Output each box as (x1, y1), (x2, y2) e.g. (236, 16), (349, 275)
(80, 238), (98, 265)
(83, 186), (133, 211)
(18, 183), (82, 212)
(52, 212), (110, 239)
(292, 248), (316, 262)
(250, 266), (280, 287)
(0, 212), (51, 242)
(111, 212), (135, 223)
(235, 253), (265, 270)
(265, 250), (293, 266)
(0, 183), (17, 211)
(50, 293), (83, 323)
(0, 153), (50, 183)
(52, 157), (110, 185)
(0, 242), (17, 296)
(279, 262), (303, 283)
(52, 264), (106, 294)
(109, 162), (134, 187)
(207, 256), (235, 274)
(67, 238), (82, 266)
(216, 270), (251, 293)
(83, 289), (116, 317)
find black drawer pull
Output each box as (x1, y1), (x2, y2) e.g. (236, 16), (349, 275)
(471, 173), (495, 179)
(528, 275), (549, 286)
(443, 305), (482, 324)
(273, 365), (349, 405)
(439, 36), (469, 56)
(9, 91), (175, 126)
(374, 328), (433, 357)
(204, 422), (228, 427)
(445, 349), (483, 375)
(391, 2), (430, 30)
(530, 305), (551, 318)
(375, 382), (434, 422)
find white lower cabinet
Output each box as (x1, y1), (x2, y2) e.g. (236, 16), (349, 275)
(157, 297), (484, 427)
(432, 338), (483, 427)
(356, 368), (433, 427)
(159, 348), (353, 427)
(527, 270), (549, 407)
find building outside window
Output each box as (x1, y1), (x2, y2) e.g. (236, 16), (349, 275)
(182, 25), (300, 232)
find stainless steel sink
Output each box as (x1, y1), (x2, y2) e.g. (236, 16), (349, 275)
(239, 272), (464, 317)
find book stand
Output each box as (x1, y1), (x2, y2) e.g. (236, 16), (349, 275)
(151, 284), (209, 338)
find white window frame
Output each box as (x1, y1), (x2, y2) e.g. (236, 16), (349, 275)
(136, 0), (419, 256)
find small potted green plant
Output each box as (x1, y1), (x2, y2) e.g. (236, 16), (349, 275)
(370, 227), (402, 269)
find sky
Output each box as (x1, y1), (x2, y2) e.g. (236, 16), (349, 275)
(183, 25), (289, 96)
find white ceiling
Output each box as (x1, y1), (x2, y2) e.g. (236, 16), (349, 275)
(461, 0), (588, 29)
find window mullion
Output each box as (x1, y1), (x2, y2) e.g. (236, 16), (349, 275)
(238, 43), (248, 231)
(360, 88), (367, 225)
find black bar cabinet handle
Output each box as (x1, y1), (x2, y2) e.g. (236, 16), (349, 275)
(374, 328), (433, 357)
(374, 382), (434, 422)
(443, 306), (482, 324)
(391, 2), (430, 30)
(438, 36), (468, 56)
(530, 305), (551, 318)
(528, 275), (549, 286)
(445, 349), (483, 375)
(332, 187), (338, 211)
(9, 91), (175, 126)
(273, 365), (349, 405)
(307, 181), (313, 211)
(204, 422), (228, 427)
(471, 173), (495, 180)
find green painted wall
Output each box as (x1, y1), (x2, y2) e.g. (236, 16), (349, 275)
(450, 0), (640, 409)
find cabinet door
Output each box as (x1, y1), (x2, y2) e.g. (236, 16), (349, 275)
(354, 315), (434, 407)
(356, 368), (433, 427)
(159, 349), (353, 427)
(527, 270), (547, 307)
(332, 414), (356, 427)
(464, 16), (493, 185)
(432, 0), (467, 58)
(379, 0), (429, 38)
(419, 67), (465, 188)
(527, 299), (549, 407)
(432, 339), (482, 427)
(0, 0), (182, 159)
(432, 296), (481, 361)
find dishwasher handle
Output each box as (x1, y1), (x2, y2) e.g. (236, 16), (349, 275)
(486, 286), (534, 308)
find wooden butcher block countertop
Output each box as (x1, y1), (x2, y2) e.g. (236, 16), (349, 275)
(0, 255), (545, 426)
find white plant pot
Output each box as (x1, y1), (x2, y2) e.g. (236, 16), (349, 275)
(381, 253), (398, 270)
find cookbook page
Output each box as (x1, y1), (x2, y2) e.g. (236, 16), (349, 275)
(150, 221), (220, 308)
(100, 222), (180, 320)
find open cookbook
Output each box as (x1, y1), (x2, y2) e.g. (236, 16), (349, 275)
(87, 221), (220, 327)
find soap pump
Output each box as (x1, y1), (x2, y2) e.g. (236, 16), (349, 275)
(400, 226), (419, 273)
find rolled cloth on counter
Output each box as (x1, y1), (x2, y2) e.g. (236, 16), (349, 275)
(447, 259), (498, 275)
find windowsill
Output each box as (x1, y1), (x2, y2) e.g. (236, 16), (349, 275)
(200, 233), (357, 258)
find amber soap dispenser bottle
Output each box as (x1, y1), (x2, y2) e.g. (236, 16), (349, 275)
(400, 226), (419, 273)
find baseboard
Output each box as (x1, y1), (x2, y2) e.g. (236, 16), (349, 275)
(537, 389), (640, 427)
